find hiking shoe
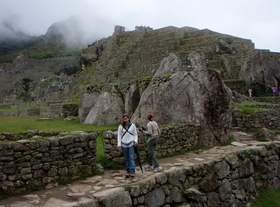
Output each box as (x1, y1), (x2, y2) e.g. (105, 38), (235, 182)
(125, 173), (135, 178)
(144, 165), (154, 171)
(153, 166), (163, 173)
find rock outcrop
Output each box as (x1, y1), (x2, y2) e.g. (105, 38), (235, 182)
(252, 127), (277, 141)
(79, 93), (100, 123)
(239, 51), (280, 96)
(132, 51), (232, 146)
(83, 92), (124, 125)
(82, 51), (232, 146)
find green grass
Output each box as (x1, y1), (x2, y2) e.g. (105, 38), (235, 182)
(0, 108), (20, 113)
(233, 102), (271, 115)
(251, 188), (280, 207)
(0, 116), (118, 134)
(96, 135), (122, 169)
(96, 135), (104, 160)
(257, 137), (269, 142)
(0, 115), (121, 169)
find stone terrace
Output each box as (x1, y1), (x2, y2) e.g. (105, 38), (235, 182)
(0, 131), (279, 207)
(80, 27), (255, 91)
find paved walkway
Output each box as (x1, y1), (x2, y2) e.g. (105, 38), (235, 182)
(0, 131), (272, 207)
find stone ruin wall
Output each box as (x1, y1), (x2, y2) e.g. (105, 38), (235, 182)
(1, 125), (280, 206)
(0, 132), (97, 196)
(224, 80), (247, 96)
(253, 97), (280, 104)
(232, 102), (280, 130)
(48, 103), (78, 118)
(0, 123), (201, 197)
(94, 142), (280, 207)
(0, 103), (78, 118)
(103, 123), (201, 164)
(114, 25), (153, 36)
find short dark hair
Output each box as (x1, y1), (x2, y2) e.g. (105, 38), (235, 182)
(122, 114), (130, 118)
(147, 113), (153, 121)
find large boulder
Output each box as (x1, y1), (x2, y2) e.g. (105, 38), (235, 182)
(239, 51), (280, 96)
(132, 51), (232, 146)
(252, 127), (277, 142)
(81, 51), (232, 146)
(125, 83), (140, 116)
(78, 93), (100, 123)
(84, 92), (124, 125)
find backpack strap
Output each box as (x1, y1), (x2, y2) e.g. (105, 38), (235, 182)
(121, 124), (133, 139)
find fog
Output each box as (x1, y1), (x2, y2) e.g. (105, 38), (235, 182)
(1, 0), (280, 52)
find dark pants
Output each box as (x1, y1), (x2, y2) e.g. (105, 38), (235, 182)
(147, 136), (159, 168)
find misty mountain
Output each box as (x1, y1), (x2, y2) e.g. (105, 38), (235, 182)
(0, 16), (90, 62)
(0, 21), (39, 55)
(45, 16), (91, 49)
(0, 21), (34, 41)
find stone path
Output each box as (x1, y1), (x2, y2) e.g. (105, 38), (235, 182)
(0, 131), (273, 207)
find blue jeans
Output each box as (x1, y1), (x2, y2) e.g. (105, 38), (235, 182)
(122, 146), (135, 174)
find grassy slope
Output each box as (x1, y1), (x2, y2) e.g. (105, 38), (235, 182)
(251, 189), (280, 207)
(0, 116), (117, 134)
(0, 35), (81, 63)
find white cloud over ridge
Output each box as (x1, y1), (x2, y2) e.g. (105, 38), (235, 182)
(0, 0), (280, 52)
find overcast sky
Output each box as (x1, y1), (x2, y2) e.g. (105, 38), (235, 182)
(1, 0), (280, 52)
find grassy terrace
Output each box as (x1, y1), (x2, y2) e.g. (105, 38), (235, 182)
(232, 101), (272, 114)
(1, 104), (280, 201)
(0, 116), (117, 134)
(0, 115), (121, 171)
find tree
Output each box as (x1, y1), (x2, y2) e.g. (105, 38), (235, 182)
(22, 78), (33, 95)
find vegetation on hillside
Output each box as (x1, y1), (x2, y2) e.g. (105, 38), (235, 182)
(0, 34), (81, 63)
(25, 36), (82, 59)
(0, 35), (38, 62)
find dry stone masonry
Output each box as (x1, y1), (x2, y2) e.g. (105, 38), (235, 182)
(93, 142), (280, 207)
(1, 128), (280, 207)
(0, 131), (97, 196)
(232, 103), (280, 131)
(103, 123), (200, 164)
(49, 103), (79, 118)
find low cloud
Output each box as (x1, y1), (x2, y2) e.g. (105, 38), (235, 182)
(0, 0), (280, 52)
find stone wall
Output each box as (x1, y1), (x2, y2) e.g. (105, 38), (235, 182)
(26, 108), (40, 116)
(0, 102), (74, 118)
(1, 124), (280, 206)
(232, 107), (280, 130)
(253, 97), (280, 104)
(93, 142), (280, 207)
(224, 80), (247, 96)
(103, 123), (201, 164)
(0, 132), (97, 196)
(48, 103), (79, 118)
